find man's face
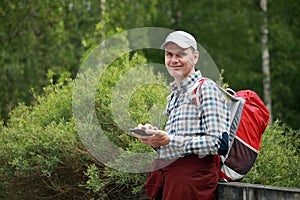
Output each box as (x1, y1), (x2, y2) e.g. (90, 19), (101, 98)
(164, 42), (199, 81)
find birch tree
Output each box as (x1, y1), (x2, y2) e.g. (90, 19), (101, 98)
(260, 0), (272, 124)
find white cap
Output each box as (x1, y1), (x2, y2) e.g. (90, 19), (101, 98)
(161, 30), (197, 50)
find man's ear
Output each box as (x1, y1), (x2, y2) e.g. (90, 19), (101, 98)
(193, 51), (199, 65)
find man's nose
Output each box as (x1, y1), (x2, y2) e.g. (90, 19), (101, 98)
(170, 55), (179, 63)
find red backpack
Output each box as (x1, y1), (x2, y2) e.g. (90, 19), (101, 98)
(192, 78), (270, 182)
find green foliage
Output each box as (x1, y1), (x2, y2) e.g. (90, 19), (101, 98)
(268, 0), (300, 129)
(1, 52), (299, 199)
(178, 0), (262, 92)
(243, 121), (300, 188)
(0, 50), (169, 199)
(86, 52), (168, 197)
(102, 0), (158, 29)
(1, 0), (300, 130)
(81, 162), (147, 200)
(81, 164), (103, 193)
(0, 0), (99, 121)
(94, 52), (169, 147)
(0, 79), (92, 199)
(1, 0), (300, 199)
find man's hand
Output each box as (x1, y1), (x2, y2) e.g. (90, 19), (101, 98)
(136, 124), (170, 148)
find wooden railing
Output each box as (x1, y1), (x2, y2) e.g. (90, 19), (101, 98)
(217, 182), (300, 200)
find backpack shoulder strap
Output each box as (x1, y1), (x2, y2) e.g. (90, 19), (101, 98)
(190, 78), (208, 106)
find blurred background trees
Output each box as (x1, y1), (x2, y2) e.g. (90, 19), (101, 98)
(0, 0), (99, 120)
(1, 0), (299, 129)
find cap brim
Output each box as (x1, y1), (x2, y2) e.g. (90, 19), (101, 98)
(160, 40), (193, 49)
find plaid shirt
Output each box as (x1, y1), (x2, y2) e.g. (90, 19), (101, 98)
(158, 71), (230, 159)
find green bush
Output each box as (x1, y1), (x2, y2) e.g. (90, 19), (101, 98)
(87, 52), (168, 199)
(0, 81), (90, 199)
(243, 120), (300, 188)
(0, 51), (168, 199)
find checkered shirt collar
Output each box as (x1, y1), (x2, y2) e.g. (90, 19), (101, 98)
(169, 70), (203, 93)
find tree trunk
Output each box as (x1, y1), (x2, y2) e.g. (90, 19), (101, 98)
(260, 0), (272, 124)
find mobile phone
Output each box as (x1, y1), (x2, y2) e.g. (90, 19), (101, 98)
(129, 128), (153, 137)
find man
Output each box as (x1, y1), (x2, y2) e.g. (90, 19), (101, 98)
(136, 30), (230, 200)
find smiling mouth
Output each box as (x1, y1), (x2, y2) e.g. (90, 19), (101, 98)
(170, 66), (182, 69)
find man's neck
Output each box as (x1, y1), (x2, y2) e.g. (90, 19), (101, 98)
(175, 79), (183, 90)
(174, 69), (195, 90)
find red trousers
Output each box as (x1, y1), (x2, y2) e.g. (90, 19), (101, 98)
(145, 155), (218, 200)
